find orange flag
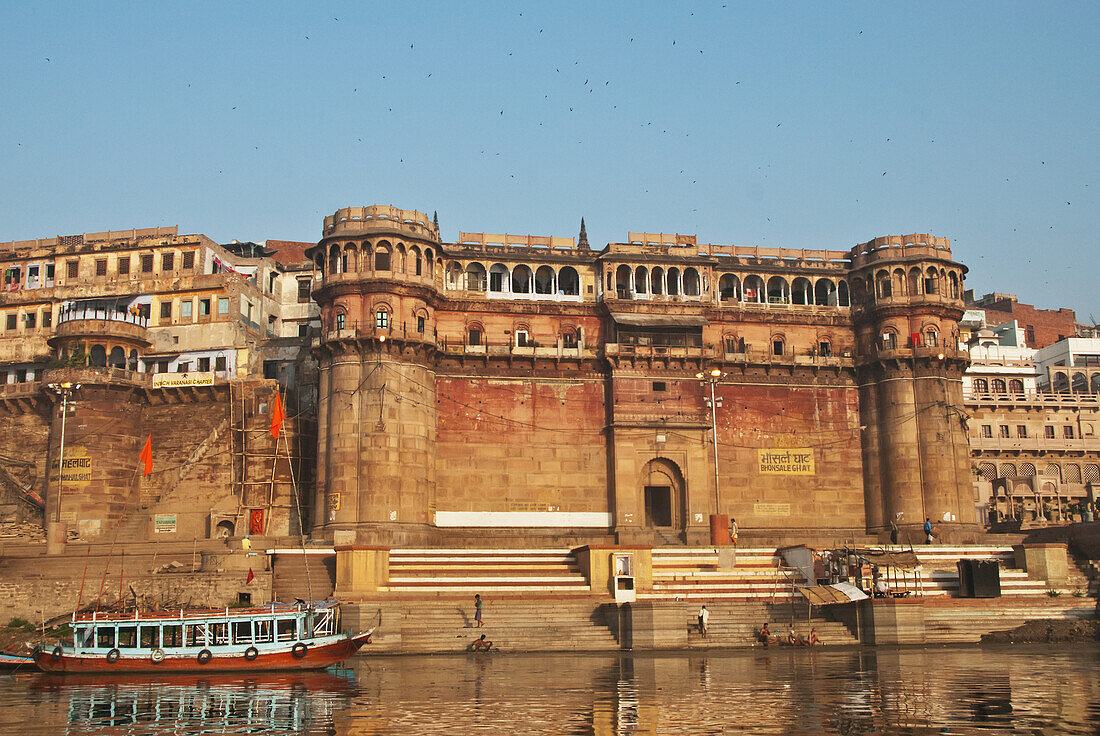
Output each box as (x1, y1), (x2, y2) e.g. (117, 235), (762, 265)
(270, 392), (286, 438)
(139, 434), (152, 476)
(246, 568), (255, 584)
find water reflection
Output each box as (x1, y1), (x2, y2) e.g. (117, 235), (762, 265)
(28, 670), (356, 734)
(1, 645), (1098, 735)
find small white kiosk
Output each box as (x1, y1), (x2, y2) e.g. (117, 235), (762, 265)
(613, 552), (636, 603)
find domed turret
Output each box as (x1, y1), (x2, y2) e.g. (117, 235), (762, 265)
(848, 235), (976, 541)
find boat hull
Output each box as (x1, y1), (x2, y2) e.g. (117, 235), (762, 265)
(33, 632), (371, 674)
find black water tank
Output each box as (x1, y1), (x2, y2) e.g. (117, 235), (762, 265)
(957, 559), (1001, 598)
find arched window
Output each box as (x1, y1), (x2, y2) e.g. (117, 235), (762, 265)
(534, 266), (555, 295)
(561, 326), (578, 348)
(837, 279), (850, 307)
(1092, 374), (1100, 394)
(1072, 372), (1088, 393)
(634, 266), (648, 295)
(892, 268), (906, 297)
(771, 335), (785, 357)
(880, 329), (898, 351)
(978, 463), (996, 480)
(791, 277), (812, 305)
(876, 270), (892, 299)
(1018, 463), (1035, 478)
(445, 261), (463, 290)
(467, 322), (483, 346)
(514, 323), (531, 347)
(683, 268), (701, 296)
(465, 263), (487, 292)
(650, 267), (664, 295)
(1053, 372), (1070, 393)
(328, 243), (340, 275)
(395, 243), (406, 273)
(999, 464), (1016, 479)
(425, 249), (434, 277)
(949, 272), (960, 299)
(1009, 379), (1024, 394)
(924, 267), (939, 295)
(558, 267), (579, 296)
(718, 274), (740, 302)
(89, 344), (107, 367)
(1064, 464), (1081, 483)
(128, 349), (139, 371)
(924, 327), (939, 347)
(335, 312), (346, 330)
(512, 265), (532, 294)
(108, 346), (126, 368)
(489, 263), (510, 293)
(411, 245), (422, 276)
(972, 378), (989, 393)
(766, 276), (789, 304)
(374, 245), (391, 271)
(744, 275), (765, 303)
(375, 308), (389, 330)
(907, 267), (921, 296)
(1084, 464), (1100, 483)
(616, 265), (634, 297)
(1043, 464), (1062, 481)
(814, 278), (836, 306)
(991, 378), (1006, 394)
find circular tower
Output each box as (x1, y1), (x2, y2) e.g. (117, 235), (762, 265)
(306, 205), (441, 545)
(44, 306), (152, 539)
(848, 234), (977, 542)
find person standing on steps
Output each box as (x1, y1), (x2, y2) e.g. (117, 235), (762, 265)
(924, 518), (934, 544)
(474, 594), (484, 627)
(889, 518), (899, 545)
(729, 518), (738, 546)
(698, 605), (709, 637)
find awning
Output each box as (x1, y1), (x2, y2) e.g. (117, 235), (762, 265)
(797, 583), (869, 606)
(609, 312), (709, 328)
(847, 549), (922, 570)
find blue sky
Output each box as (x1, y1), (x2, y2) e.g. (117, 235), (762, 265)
(2, 2), (1097, 319)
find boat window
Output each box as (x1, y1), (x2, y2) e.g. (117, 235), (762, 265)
(233, 621), (253, 644)
(162, 625), (182, 648)
(96, 627), (116, 648)
(139, 626), (159, 648)
(254, 620), (274, 643)
(185, 624), (207, 647)
(277, 618), (297, 642)
(118, 626), (138, 648)
(79, 627), (95, 647)
(210, 622), (230, 646)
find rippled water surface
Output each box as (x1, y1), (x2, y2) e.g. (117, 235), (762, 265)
(1, 645), (1098, 734)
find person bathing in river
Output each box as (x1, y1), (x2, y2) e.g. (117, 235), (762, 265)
(469, 634), (493, 652)
(758, 623), (772, 647)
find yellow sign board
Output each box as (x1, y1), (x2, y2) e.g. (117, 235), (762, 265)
(757, 448), (815, 475)
(60, 446), (92, 486)
(152, 371), (215, 389)
(754, 502), (792, 517)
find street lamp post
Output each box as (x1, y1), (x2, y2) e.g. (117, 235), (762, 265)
(696, 367), (727, 544)
(46, 381), (79, 553)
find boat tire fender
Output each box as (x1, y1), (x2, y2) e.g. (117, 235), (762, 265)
(106, 648), (120, 663)
(244, 646), (259, 661)
(51, 645), (63, 661)
(291, 642), (308, 658)
(150, 648), (165, 664)
(197, 649), (212, 664)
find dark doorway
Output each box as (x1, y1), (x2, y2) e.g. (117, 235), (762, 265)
(644, 485), (673, 527)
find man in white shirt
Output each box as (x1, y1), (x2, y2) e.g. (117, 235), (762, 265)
(698, 605), (709, 637)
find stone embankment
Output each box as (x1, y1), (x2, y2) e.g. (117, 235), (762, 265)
(981, 618), (1100, 644)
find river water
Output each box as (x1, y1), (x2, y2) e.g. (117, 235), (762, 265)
(1, 645), (1098, 735)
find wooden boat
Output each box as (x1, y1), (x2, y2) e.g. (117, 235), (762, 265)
(0, 651), (35, 671)
(32, 599), (373, 674)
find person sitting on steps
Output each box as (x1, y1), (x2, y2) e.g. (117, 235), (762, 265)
(757, 623), (772, 647)
(469, 634), (493, 652)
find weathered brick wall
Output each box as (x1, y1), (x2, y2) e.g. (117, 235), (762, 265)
(0, 407), (50, 525)
(435, 377), (609, 513)
(982, 301), (1077, 349)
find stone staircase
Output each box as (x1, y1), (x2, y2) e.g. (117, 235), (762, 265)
(677, 600), (859, 648)
(640, 548), (807, 601)
(922, 597), (1097, 644)
(360, 598), (621, 654)
(270, 548), (336, 602)
(900, 545), (1051, 597)
(380, 548), (592, 596)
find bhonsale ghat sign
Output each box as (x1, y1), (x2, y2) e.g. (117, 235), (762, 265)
(757, 448), (815, 475)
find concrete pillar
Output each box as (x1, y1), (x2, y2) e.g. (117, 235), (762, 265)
(1013, 542), (1069, 586)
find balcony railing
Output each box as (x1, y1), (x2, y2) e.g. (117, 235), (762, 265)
(58, 306), (150, 328)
